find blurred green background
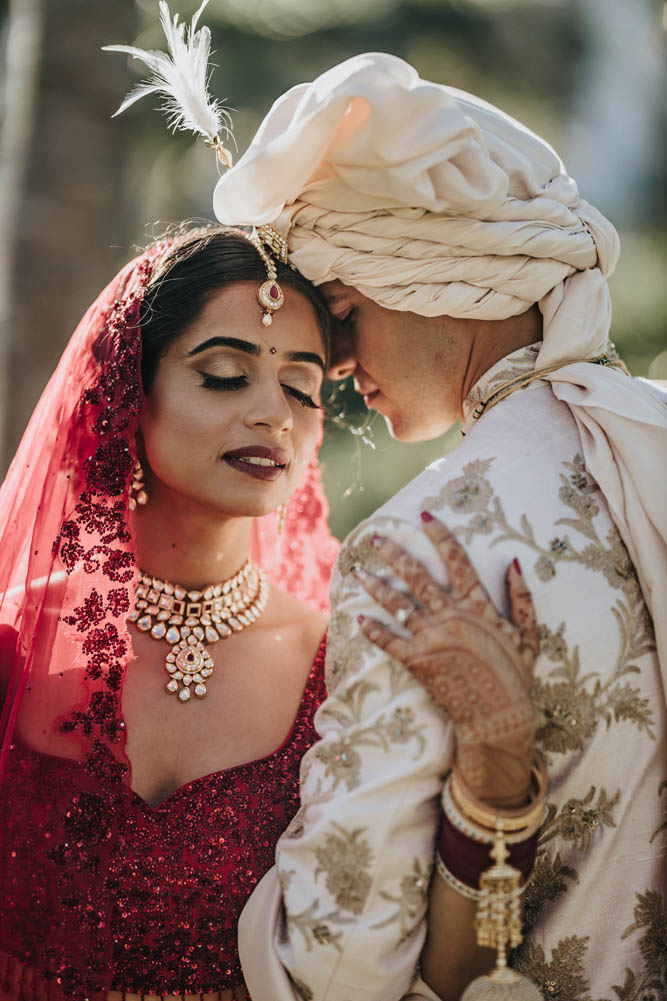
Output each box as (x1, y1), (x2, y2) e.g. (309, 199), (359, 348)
(1, 0), (665, 539)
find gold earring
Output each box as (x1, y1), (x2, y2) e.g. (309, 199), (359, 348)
(276, 503), (286, 534)
(129, 460), (149, 511)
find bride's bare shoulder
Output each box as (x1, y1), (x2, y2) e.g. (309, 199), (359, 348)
(264, 585), (328, 651)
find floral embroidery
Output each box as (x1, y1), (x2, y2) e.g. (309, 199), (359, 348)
(613, 891), (667, 1001)
(519, 789), (620, 965)
(312, 706), (426, 795)
(521, 851), (578, 935)
(423, 458), (495, 515)
(372, 857), (431, 943)
(514, 936), (608, 1001)
(314, 736), (363, 792)
(313, 823), (374, 915)
(539, 787), (620, 853)
(286, 901), (349, 953)
(325, 609), (369, 693)
(533, 618), (655, 758)
(336, 534), (385, 579)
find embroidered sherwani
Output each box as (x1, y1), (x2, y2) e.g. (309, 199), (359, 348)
(239, 345), (666, 1001)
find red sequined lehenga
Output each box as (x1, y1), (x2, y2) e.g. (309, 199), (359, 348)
(0, 246), (339, 1001)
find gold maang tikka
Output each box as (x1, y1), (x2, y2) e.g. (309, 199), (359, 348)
(241, 224), (290, 327)
(129, 560), (269, 703)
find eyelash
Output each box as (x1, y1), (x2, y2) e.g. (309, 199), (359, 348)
(199, 373), (320, 410)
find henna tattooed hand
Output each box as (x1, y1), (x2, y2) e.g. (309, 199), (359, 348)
(355, 512), (539, 809)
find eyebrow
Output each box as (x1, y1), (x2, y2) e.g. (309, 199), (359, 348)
(286, 350), (325, 372)
(187, 336), (325, 372)
(188, 336), (260, 358)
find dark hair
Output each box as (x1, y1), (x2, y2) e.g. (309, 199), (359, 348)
(139, 225), (331, 391)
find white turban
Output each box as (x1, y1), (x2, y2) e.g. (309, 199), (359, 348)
(213, 52), (619, 322)
(214, 53), (667, 676)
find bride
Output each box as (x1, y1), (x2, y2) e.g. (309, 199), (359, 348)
(0, 224), (340, 1001)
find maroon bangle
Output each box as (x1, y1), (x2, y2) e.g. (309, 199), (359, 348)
(437, 811), (538, 891)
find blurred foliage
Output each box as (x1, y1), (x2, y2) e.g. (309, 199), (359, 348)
(2, 0), (665, 537)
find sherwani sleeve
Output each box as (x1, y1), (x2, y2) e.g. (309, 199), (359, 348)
(238, 513), (455, 1001)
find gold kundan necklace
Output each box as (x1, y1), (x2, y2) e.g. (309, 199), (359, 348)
(129, 560), (269, 703)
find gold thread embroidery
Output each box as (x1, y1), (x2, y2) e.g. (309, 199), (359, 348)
(372, 857), (431, 943)
(539, 787), (621, 853)
(513, 935), (608, 1001)
(313, 823), (374, 916)
(613, 890), (667, 1000)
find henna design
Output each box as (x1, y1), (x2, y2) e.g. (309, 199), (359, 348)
(360, 517), (539, 807)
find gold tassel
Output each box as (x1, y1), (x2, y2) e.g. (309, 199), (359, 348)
(461, 830), (543, 1001)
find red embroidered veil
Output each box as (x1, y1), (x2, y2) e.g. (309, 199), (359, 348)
(0, 240), (339, 1001)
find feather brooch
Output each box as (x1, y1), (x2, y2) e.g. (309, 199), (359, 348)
(103, 0), (234, 167)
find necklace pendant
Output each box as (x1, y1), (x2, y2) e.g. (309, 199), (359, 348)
(163, 638), (212, 701)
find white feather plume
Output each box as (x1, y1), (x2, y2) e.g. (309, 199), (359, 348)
(103, 0), (232, 149)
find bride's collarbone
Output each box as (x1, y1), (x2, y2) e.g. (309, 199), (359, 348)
(123, 618), (322, 808)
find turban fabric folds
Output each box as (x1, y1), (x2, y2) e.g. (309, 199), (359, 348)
(212, 52), (619, 323)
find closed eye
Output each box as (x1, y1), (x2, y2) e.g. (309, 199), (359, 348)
(200, 373), (248, 391)
(285, 386), (320, 410)
(199, 372), (320, 409)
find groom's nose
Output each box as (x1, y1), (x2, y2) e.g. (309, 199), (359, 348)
(327, 323), (357, 381)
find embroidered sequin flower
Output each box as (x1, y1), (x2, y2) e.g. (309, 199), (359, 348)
(437, 461), (494, 514)
(534, 679), (598, 754)
(313, 823), (373, 915)
(386, 707), (417, 743)
(374, 857), (430, 943)
(514, 935), (595, 1001)
(315, 738), (362, 791)
(534, 555), (556, 581)
(548, 787), (620, 853)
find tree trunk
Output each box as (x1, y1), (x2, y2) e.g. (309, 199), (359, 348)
(0, 0), (137, 473)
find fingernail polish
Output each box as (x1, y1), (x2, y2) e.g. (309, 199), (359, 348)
(357, 614), (365, 624)
(420, 510), (434, 523)
(512, 558), (522, 574)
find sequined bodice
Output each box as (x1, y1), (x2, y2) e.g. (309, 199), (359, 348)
(1, 639), (326, 997)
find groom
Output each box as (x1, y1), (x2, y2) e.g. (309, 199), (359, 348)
(215, 54), (666, 1001)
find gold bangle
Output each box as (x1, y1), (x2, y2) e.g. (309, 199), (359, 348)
(450, 756), (548, 835)
(441, 776), (541, 846)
